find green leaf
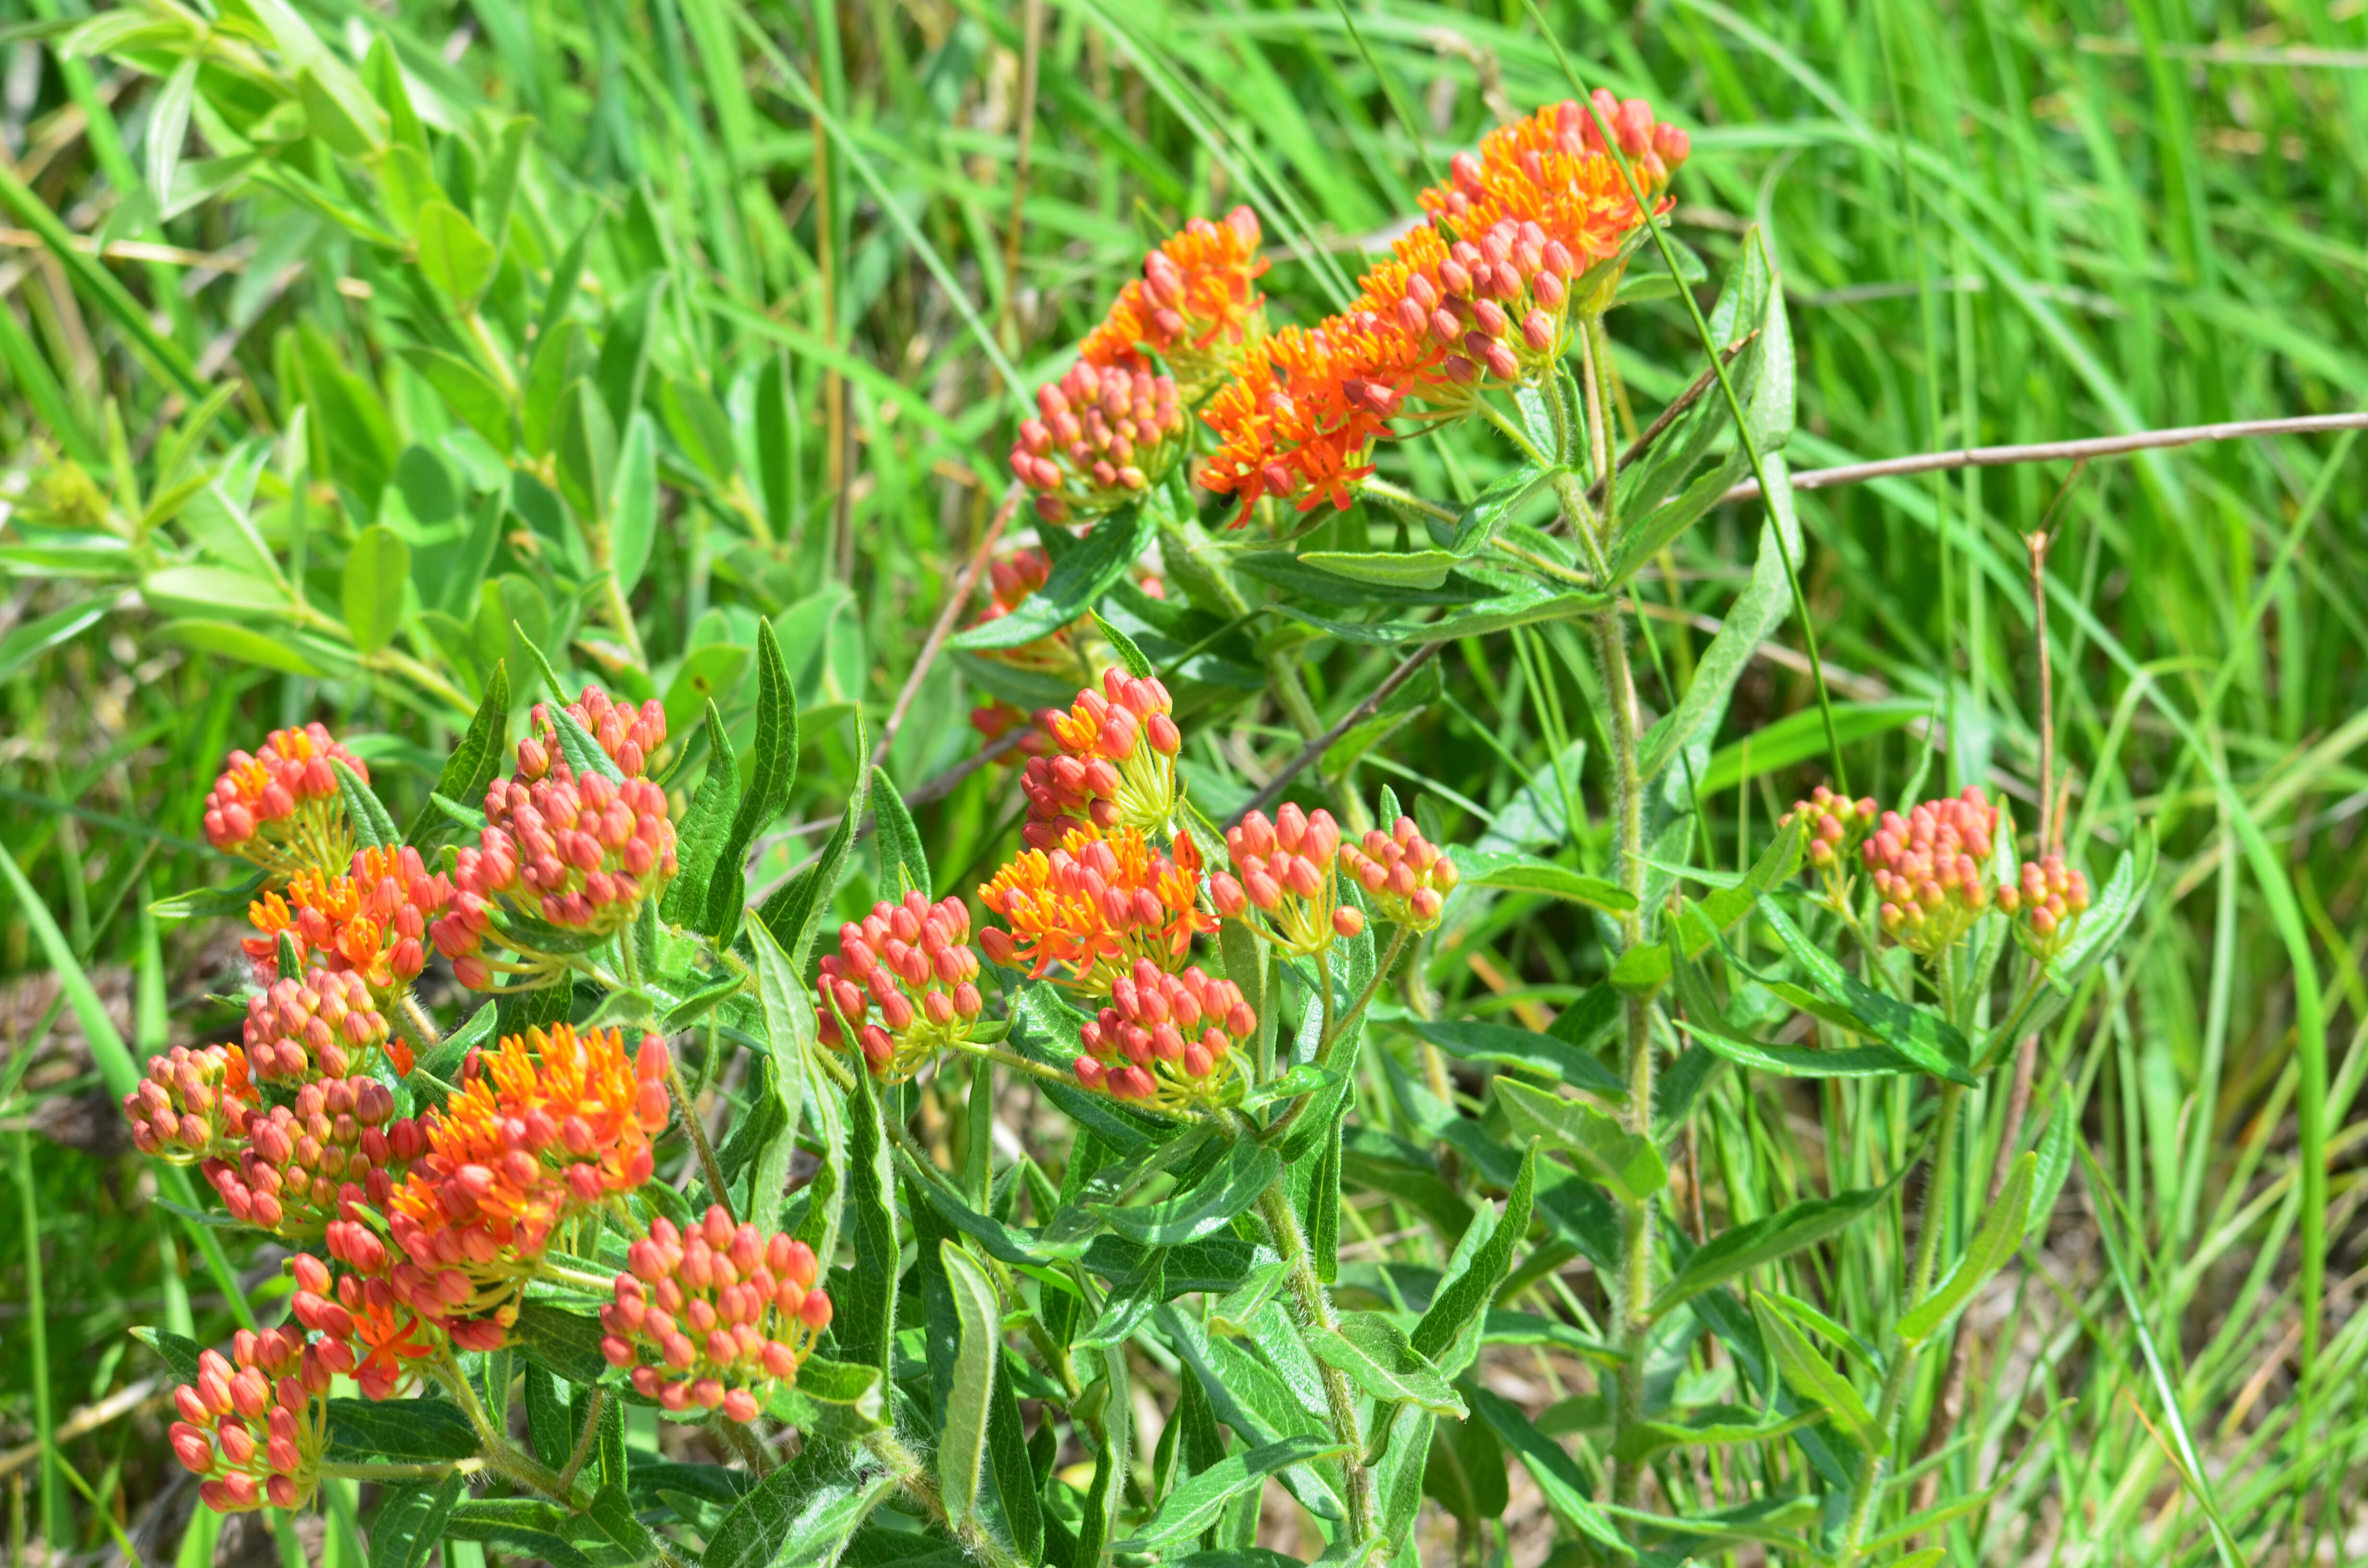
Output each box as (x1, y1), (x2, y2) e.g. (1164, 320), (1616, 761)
(522, 322), (584, 458)
(1757, 904), (1975, 1084)
(1464, 1386), (1629, 1553)
(1495, 1079), (1666, 1202)
(938, 1242), (1002, 1533)
(660, 703), (740, 926)
(1669, 931), (1926, 1079)
(659, 375), (738, 484)
(324, 1397), (478, 1462)
(156, 619), (323, 676)
(367, 1474), (464, 1568)
(2027, 1089), (2075, 1245)
(553, 380), (617, 525)
(414, 199), (497, 308)
(1653, 1186), (1884, 1318)
(1753, 1297), (1882, 1452)
(1089, 608), (1156, 678)
(1115, 1436), (1350, 1551)
(1413, 1145), (1536, 1377)
(838, 1058), (899, 1380)
(129, 1325), (206, 1381)
(754, 753), (869, 969)
(148, 871), (271, 923)
(508, 1299), (608, 1385)
(1611, 814), (1805, 994)
(710, 619), (799, 944)
(1307, 1312), (1466, 1417)
(142, 565), (288, 621)
(703, 1441), (895, 1568)
(987, 1340), (1044, 1561)
(332, 760), (400, 850)
(0, 595), (111, 682)
(1233, 550), (1505, 607)
(1610, 1404), (1825, 1465)
(745, 918), (812, 1240)
(950, 499), (1159, 651)
(1434, 462), (1561, 556)
(1297, 548), (1462, 588)
(1276, 584), (1609, 647)
(1899, 1153), (2036, 1345)
(407, 661), (508, 845)
(1094, 1135), (1278, 1244)
(870, 767), (930, 898)
(398, 347), (510, 449)
(1411, 1019), (1625, 1102)
(610, 412), (658, 596)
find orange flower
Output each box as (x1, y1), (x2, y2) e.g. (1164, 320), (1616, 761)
(382, 1025), (671, 1347)
(1079, 207), (1268, 401)
(202, 724), (365, 878)
(602, 1208), (834, 1421)
(978, 823), (1211, 994)
(1021, 669), (1185, 848)
(242, 846), (451, 1002)
(1010, 359), (1188, 527)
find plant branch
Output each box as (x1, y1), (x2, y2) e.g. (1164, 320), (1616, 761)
(1256, 1181), (1376, 1545)
(669, 1057), (733, 1221)
(1235, 645), (1443, 822)
(557, 1388), (604, 1493)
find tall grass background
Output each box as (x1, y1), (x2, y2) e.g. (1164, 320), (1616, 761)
(0, 0), (2362, 1562)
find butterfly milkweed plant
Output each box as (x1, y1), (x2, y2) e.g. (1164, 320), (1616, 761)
(11, 4), (2253, 1568)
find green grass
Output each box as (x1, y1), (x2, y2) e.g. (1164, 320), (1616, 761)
(1, 0), (2363, 1562)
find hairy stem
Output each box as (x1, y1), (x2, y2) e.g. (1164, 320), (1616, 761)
(557, 1388), (605, 1492)
(669, 1058), (734, 1221)
(1257, 1182), (1376, 1544)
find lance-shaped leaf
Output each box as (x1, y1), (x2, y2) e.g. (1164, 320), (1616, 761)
(1653, 1185), (1885, 1318)
(987, 1343), (1044, 1561)
(367, 1473), (464, 1568)
(1610, 812), (1803, 992)
(871, 766), (930, 897)
(1450, 849), (1635, 913)
(406, 662), (508, 845)
(1093, 1133), (1278, 1244)
(1414, 1144), (1537, 1377)
(755, 735), (870, 966)
(1609, 1403), (1826, 1465)
(1899, 1152), (2036, 1346)
(1090, 608), (1155, 676)
(1752, 1296), (1882, 1452)
(745, 918), (814, 1224)
(1430, 461), (1562, 556)
(836, 1053), (898, 1380)
(1670, 930), (1925, 1079)
(1307, 1312), (1466, 1417)
(1463, 1386), (1630, 1554)
(507, 1300), (607, 1385)
(1298, 548), (1462, 588)
(1116, 1435), (1350, 1551)
(513, 626), (626, 784)
(323, 1398), (477, 1462)
(1496, 1078), (1666, 1203)
(1411, 1018), (1626, 1101)
(332, 760), (400, 850)
(704, 1442), (895, 1568)
(1758, 903), (1975, 1084)
(952, 496), (1160, 650)
(658, 701), (740, 926)
(710, 619), (800, 944)
(938, 1242), (1003, 1534)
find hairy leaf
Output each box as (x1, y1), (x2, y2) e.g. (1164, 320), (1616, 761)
(1654, 1186), (1885, 1318)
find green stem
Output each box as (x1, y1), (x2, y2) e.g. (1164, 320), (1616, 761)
(1256, 1182), (1376, 1545)
(429, 1359), (577, 1505)
(557, 1389), (605, 1493)
(1838, 1079), (1965, 1566)
(1476, 398), (1551, 467)
(669, 1058), (733, 1219)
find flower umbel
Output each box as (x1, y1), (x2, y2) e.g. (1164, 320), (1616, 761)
(1998, 855), (2091, 961)
(1010, 360), (1187, 527)
(168, 1309), (345, 1513)
(1863, 788), (2001, 958)
(1078, 207), (1269, 402)
(124, 1044), (256, 1164)
(202, 725), (366, 878)
(979, 823), (1211, 994)
(815, 893), (987, 1080)
(210, 1077), (421, 1242)
(1073, 959), (1255, 1113)
(1211, 804), (1363, 956)
(243, 846), (452, 997)
(1339, 816), (1459, 932)
(241, 968), (403, 1082)
(1021, 669), (1184, 849)
(1783, 785), (1879, 906)
(601, 1208), (834, 1421)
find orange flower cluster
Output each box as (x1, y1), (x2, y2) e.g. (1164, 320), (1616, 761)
(1998, 854), (2091, 954)
(168, 1315), (345, 1513)
(209, 1076), (421, 1241)
(1020, 669), (1184, 849)
(1211, 804), (1364, 956)
(518, 688), (669, 782)
(1785, 785), (1880, 871)
(978, 823), (1210, 994)
(1011, 360), (1188, 526)
(379, 1024), (672, 1348)
(125, 1044), (256, 1164)
(1864, 788), (2001, 957)
(1199, 96), (1689, 525)
(1073, 959), (1255, 1111)
(243, 845), (452, 996)
(1077, 207), (1269, 402)
(814, 893), (987, 1080)
(602, 1208), (834, 1421)
(1340, 816), (1460, 932)
(241, 968), (402, 1081)
(201, 724), (366, 876)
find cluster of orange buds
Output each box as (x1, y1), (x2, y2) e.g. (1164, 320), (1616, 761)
(1785, 785), (1881, 871)
(244, 846), (452, 993)
(1863, 788), (2001, 957)
(1078, 207), (1269, 403)
(1212, 805), (1364, 956)
(434, 764), (677, 989)
(1073, 960), (1255, 1111)
(1339, 816), (1459, 931)
(168, 1319), (343, 1513)
(381, 1025), (672, 1348)
(980, 824), (1210, 994)
(1199, 97), (1687, 526)
(1010, 360), (1188, 526)
(319, 1224), (444, 1400)
(124, 1044), (256, 1163)
(814, 893), (987, 1080)
(518, 688), (668, 781)
(209, 1077), (421, 1240)
(1998, 854), (2092, 958)
(201, 724), (367, 877)
(1020, 669), (1184, 849)
(241, 967), (404, 1082)
(600, 1209), (834, 1421)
